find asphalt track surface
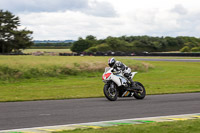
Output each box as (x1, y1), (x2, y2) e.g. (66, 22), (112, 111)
(132, 58), (200, 62)
(0, 93), (200, 130)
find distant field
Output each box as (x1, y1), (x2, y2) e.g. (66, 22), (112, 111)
(0, 56), (199, 102)
(22, 49), (72, 53)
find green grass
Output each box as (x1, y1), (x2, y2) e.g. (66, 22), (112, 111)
(0, 56), (199, 102)
(54, 119), (200, 133)
(138, 61), (200, 94)
(0, 76), (104, 102)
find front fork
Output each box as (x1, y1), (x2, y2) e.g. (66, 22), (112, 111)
(110, 82), (115, 89)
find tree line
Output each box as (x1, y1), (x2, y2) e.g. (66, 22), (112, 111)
(71, 35), (200, 53)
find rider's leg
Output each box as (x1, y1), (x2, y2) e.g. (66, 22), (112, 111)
(124, 73), (135, 88)
(128, 77), (135, 88)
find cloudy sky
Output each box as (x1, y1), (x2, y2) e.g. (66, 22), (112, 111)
(0, 0), (200, 40)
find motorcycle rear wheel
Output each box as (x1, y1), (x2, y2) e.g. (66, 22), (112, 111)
(103, 84), (118, 101)
(133, 81), (146, 99)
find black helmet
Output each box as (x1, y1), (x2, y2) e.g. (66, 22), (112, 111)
(108, 57), (116, 67)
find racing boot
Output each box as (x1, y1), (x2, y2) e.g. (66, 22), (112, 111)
(128, 78), (142, 91)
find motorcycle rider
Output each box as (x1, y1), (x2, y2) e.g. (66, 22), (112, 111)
(108, 57), (135, 89)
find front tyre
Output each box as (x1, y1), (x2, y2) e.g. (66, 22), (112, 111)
(133, 81), (146, 99)
(103, 84), (118, 101)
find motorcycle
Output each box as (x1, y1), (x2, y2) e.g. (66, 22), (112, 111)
(102, 67), (146, 101)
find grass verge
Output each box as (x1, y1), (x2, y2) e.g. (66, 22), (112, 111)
(54, 119), (200, 133)
(0, 56), (199, 102)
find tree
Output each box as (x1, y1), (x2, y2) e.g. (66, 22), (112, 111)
(85, 35), (98, 46)
(11, 29), (33, 52)
(0, 10), (33, 53)
(85, 35), (96, 41)
(184, 42), (198, 49)
(106, 37), (127, 51)
(71, 37), (93, 53)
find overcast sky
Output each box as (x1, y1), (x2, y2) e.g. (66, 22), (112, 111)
(0, 0), (200, 40)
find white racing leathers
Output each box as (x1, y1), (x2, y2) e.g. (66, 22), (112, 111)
(112, 61), (132, 82)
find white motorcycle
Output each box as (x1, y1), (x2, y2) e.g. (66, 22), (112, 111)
(102, 67), (146, 101)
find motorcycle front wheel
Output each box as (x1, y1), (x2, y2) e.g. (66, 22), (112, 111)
(133, 81), (146, 99)
(103, 84), (118, 101)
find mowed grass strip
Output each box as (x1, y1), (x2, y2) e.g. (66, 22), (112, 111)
(53, 119), (200, 133)
(0, 56), (199, 102)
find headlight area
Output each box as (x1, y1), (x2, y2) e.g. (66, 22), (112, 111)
(102, 73), (111, 80)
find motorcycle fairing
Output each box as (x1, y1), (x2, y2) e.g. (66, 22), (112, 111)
(111, 74), (128, 87)
(131, 72), (137, 79)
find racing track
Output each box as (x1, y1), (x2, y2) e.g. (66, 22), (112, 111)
(0, 93), (200, 130)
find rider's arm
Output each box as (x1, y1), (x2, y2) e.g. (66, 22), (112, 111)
(114, 61), (126, 71)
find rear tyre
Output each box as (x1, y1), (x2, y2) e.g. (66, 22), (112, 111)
(103, 84), (118, 101)
(133, 81), (146, 99)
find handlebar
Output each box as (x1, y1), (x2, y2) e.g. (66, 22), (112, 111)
(112, 70), (122, 75)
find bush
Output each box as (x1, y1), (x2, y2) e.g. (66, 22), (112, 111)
(96, 44), (112, 52)
(180, 46), (190, 52)
(191, 47), (200, 52)
(84, 47), (98, 52)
